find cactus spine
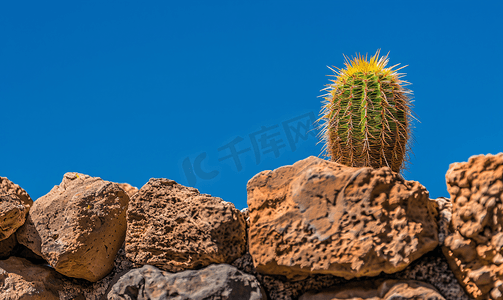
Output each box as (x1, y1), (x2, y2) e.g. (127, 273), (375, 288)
(318, 50), (416, 173)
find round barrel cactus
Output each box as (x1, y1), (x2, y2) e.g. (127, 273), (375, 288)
(318, 50), (417, 173)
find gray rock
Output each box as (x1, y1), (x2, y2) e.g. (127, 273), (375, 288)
(108, 263), (266, 300)
(431, 197), (452, 246)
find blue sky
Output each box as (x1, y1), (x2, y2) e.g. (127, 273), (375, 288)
(1, 1), (502, 210)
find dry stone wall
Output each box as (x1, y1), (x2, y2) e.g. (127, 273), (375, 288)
(0, 153), (501, 299)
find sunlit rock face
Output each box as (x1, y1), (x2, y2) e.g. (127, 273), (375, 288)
(0, 176), (33, 241)
(247, 156), (438, 281)
(16, 172), (129, 282)
(443, 153), (503, 300)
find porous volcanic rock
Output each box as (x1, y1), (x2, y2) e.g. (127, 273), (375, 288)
(108, 263), (266, 300)
(0, 256), (66, 300)
(299, 279), (445, 300)
(247, 156), (438, 280)
(16, 172), (129, 282)
(443, 153), (503, 299)
(126, 178), (247, 272)
(394, 246), (472, 300)
(0, 176), (33, 241)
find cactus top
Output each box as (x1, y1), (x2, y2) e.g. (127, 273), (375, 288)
(318, 49), (415, 173)
(331, 49), (406, 85)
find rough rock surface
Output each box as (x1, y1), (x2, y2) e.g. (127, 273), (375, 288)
(443, 153), (503, 299)
(298, 279), (445, 300)
(16, 172), (129, 282)
(57, 244), (134, 300)
(117, 183), (138, 199)
(434, 197), (453, 246)
(0, 233), (17, 258)
(232, 246), (471, 300)
(0, 176), (33, 241)
(126, 178), (247, 272)
(247, 156), (439, 280)
(0, 256), (66, 300)
(241, 207), (250, 222)
(108, 263), (266, 300)
(394, 246), (472, 300)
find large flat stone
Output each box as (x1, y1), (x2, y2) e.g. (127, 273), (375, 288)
(247, 156), (438, 280)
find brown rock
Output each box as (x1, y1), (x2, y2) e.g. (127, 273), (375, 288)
(16, 172), (129, 282)
(0, 256), (65, 300)
(247, 156), (438, 280)
(57, 244), (134, 300)
(116, 183), (138, 199)
(299, 279), (445, 300)
(443, 153), (503, 299)
(0, 176), (33, 241)
(126, 178), (247, 272)
(0, 176), (32, 206)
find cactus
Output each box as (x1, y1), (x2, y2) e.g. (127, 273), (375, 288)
(318, 50), (417, 173)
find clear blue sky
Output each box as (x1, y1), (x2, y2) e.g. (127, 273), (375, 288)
(1, 1), (502, 210)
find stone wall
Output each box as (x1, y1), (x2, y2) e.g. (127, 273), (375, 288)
(0, 153), (502, 299)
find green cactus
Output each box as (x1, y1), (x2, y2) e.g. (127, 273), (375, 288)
(318, 50), (417, 173)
